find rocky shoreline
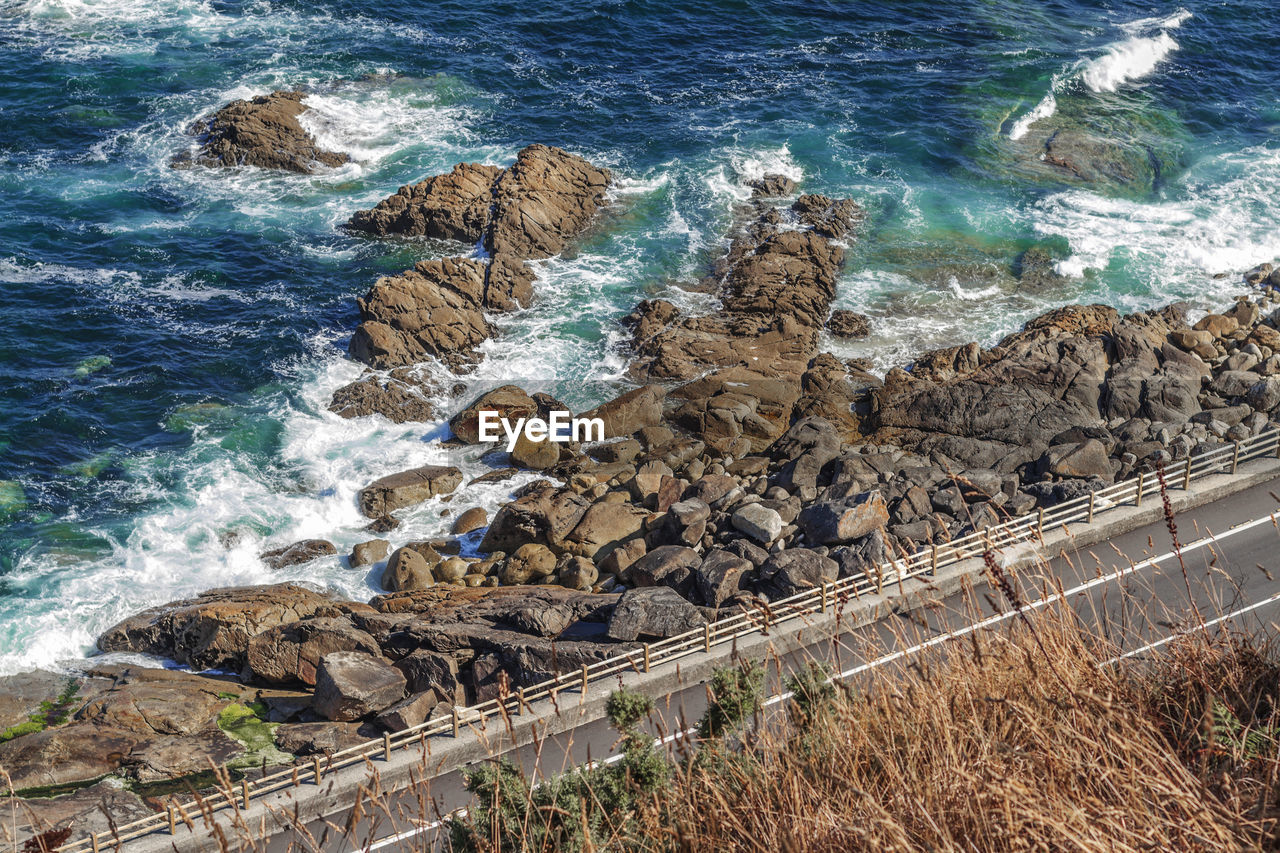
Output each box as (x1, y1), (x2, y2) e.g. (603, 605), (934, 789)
(5, 93), (1280, 845)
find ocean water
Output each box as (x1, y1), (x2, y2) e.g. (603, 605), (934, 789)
(0, 0), (1277, 674)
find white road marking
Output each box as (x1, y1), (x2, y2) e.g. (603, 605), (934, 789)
(358, 509), (1280, 852)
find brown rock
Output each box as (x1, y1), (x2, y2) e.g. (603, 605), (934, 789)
(350, 538), (390, 567)
(97, 584), (339, 671)
(381, 546), (438, 592)
(486, 144), (612, 259)
(260, 538), (336, 570)
(828, 309), (870, 339)
(173, 91), (349, 174)
(451, 507), (488, 535)
(274, 721), (367, 755)
(346, 162), (501, 241)
(246, 617), (382, 686)
(510, 433), (561, 470)
(359, 464), (462, 518)
(312, 652), (405, 722)
(328, 369), (437, 423)
(451, 385), (540, 444)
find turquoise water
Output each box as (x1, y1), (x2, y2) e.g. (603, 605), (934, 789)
(0, 0), (1277, 672)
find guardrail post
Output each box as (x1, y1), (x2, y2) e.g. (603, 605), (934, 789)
(167, 804), (176, 834)
(1135, 471), (1144, 507)
(1036, 507), (1044, 538)
(643, 643), (651, 673)
(1232, 441), (1240, 474)
(452, 706), (460, 737)
(517, 685), (526, 714)
(820, 582), (828, 613)
(581, 664), (589, 694)
(313, 755), (322, 784)
(1183, 456), (1192, 490)
(241, 778), (250, 809)
(703, 622), (712, 653)
(1087, 490), (1095, 523)
(383, 732), (392, 760)
(930, 545), (938, 575)
(91, 834), (100, 853)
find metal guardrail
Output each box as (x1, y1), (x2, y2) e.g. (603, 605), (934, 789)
(55, 428), (1280, 852)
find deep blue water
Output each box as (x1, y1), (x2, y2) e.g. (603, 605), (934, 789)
(0, 0), (1277, 672)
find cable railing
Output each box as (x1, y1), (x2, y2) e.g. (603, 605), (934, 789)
(53, 428), (1280, 852)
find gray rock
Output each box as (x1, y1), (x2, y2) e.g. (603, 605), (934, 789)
(694, 549), (753, 607)
(606, 587), (707, 641)
(731, 503), (784, 543)
(392, 649), (464, 705)
(313, 651), (406, 722)
(829, 530), (891, 579)
(796, 491), (889, 545)
(1211, 370), (1261, 398)
(1247, 377), (1280, 413)
(350, 539), (390, 568)
(375, 690), (441, 732)
(759, 548), (839, 598)
(627, 545), (701, 590)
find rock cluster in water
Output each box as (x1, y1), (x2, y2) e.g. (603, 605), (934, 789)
(8, 97), (1280, 843)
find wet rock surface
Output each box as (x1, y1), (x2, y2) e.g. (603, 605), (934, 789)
(172, 90), (349, 174)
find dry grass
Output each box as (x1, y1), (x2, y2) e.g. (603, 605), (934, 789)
(645, 612), (1278, 853)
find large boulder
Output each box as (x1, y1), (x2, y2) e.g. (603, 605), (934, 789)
(96, 584), (340, 671)
(759, 549), (839, 598)
(694, 549), (753, 607)
(796, 492), (888, 545)
(562, 501), (649, 561)
(577, 385), (665, 439)
(479, 484), (592, 554)
(359, 464), (462, 518)
(173, 91), (349, 174)
(485, 144), (613, 259)
(450, 385), (541, 444)
(312, 652), (406, 722)
(381, 546), (439, 592)
(606, 587), (707, 642)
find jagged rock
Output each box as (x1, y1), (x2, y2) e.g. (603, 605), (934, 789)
(246, 617), (382, 686)
(260, 538), (336, 570)
(1247, 377), (1280, 413)
(628, 545), (702, 590)
(749, 174), (796, 198)
(328, 369), (438, 423)
(694, 549), (753, 607)
(451, 507), (488, 535)
(1212, 370), (1261, 398)
(375, 691), (441, 732)
(772, 417), (842, 493)
(350, 539), (390, 568)
(760, 548), (839, 598)
(173, 91), (349, 174)
(829, 530), (891, 579)
(606, 587), (706, 641)
(312, 652), (405, 722)
(828, 309), (870, 339)
(486, 144), (612, 259)
(359, 464), (462, 518)
(796, 491), (888, 545)
(346, 162), (501, 241)
(97, 584), (340, 671)
(393, 649), (464, 705)
(791, 194), (863, 239)
(1046, 439), (1116, 480)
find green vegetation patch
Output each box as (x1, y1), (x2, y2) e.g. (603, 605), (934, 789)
(217, 702), (292, 769)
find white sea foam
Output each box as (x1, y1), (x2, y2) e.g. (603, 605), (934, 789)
(1009, 10), (1189, 139)
(1032, 145), (1280, 310)
(1079, 30), (1180, 93)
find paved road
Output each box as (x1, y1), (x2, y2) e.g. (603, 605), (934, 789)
(126, 475), (1280, 853)
(331, 476), (1280, 853)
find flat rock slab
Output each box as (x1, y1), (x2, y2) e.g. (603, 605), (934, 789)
(359, 465), (463, 518)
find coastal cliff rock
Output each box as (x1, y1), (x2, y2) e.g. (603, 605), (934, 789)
(172, 91), (349, 174)
(339, 146), (609, 377)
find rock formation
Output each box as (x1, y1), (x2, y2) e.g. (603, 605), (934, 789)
(172, 91), (349, 174)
